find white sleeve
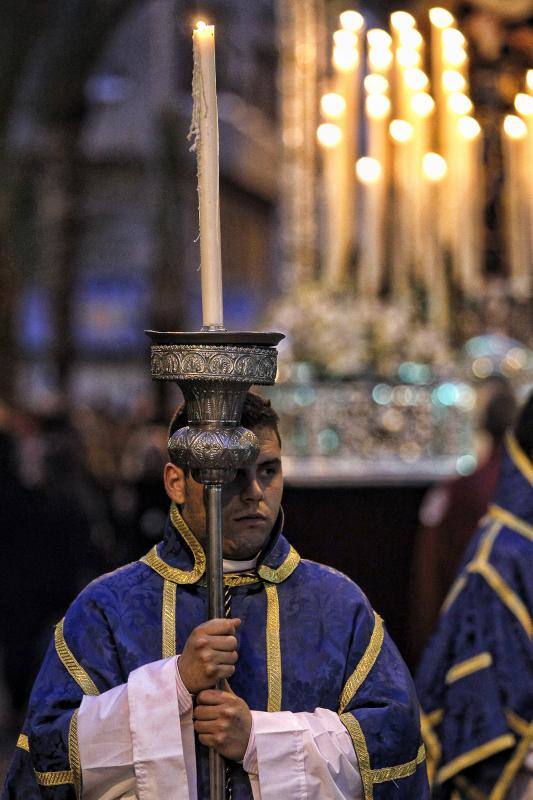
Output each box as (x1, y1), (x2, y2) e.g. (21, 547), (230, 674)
(243, 708), (363, 800)
(77, 656), (197, 800)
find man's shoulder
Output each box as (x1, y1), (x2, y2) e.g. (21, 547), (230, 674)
(67, 556), (155, 618)
(295, 557), (371, 604)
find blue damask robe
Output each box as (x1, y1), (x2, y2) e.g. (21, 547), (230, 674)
(416, 435), (533, 799)
(3, 505), (428, 800)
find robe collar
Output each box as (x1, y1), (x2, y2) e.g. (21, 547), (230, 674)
(141, 502), (300, 585)
(489, 433), (533, 528)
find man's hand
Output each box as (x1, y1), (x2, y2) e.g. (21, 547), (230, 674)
(178, 618), (241, 695)
(194, 685), (252, 762)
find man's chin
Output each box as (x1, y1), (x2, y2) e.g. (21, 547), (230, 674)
(222, 527), (272, 560)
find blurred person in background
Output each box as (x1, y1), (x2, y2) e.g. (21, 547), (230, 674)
(416, 390), (533, 799)
(407, 376), (517, 665)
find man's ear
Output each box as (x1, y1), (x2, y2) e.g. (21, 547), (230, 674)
(163, 462), (186, 504)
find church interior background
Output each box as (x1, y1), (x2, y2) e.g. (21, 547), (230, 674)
(0, 0), (531, 778)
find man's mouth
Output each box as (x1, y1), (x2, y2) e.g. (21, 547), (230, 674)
(234, 512), (267, 522)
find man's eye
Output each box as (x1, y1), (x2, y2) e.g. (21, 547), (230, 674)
(261, 466), (277, 476)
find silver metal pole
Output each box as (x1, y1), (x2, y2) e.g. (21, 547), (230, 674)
(205, 484), (225, 800)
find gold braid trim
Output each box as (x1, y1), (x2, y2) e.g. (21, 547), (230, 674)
(445, 652), (493, 685)
(372, 744), (426, 784)
(35, 770), (75, 786)
(441, 575), (467, 615)
(442, 520), (500, 616)
(68, 710), (81, 799)
(420, 710), (442, 786)
(258, 545), (300, 584)
(162, 579), (177, 658)
(488, 504), (533, 543)
(223, 572), (259, 587)
(506, 709), (531, 738)
(140, 504), (206, 585)
(505, 432), (533, 487)
(467, 561), (532, 637)
(338, 613), (384, 713)
(437, 734), (515, 784)
(454, 776), (488, 800)
(490, 724), (533, 800)
(339, 713), (373, 800)
(264, 583), (282, 712)
(16, 734), (29, 752)
(55, 619), (99, 696)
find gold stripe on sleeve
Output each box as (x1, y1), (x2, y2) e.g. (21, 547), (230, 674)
(16, 734), (29, 752)
(490, 724), (533, 800)
(436, 734), (515, 785)
(162, 579), (177, 658)
(505, 709), (531, 738)
(68, 710), (82, 799)
(467, 562), (532, 637)
(264, 583), (282, 712)
(445, 652), (493, 685)
(488, 505), (533, 542)
(54, 619), (100, 696)
(371, 744), (426, 783)
(338, 612), (384, 713)
(339, 712), (373, 800)
(35, 770), (75, 786)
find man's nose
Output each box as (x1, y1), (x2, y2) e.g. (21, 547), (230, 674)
(241, 470), (263, 502)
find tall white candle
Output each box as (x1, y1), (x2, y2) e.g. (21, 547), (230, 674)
(191, 21), (223, 328)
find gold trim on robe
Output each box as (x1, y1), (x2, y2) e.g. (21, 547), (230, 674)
(55, 619), (99, 696)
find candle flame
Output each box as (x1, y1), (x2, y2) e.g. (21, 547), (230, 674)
(442, 28), (466, 49)
(429, 7), (455, 28)
(396, 47), (422, 69)
(442, 70), (466, 93)
(367, 28), (392, 49)
(527, 70), (533, 92)
(389, 119), (414, 142)
(320, 93), (346, 119)
(333, 46), (359, 71)
(411, 92), (435, 117)
(317, 123), (342, 148)
(423, 152), (447, 181)
(356, 156), (382, 183)
(447, 92), (473, 115)
(366, 93), (391, 119)
(515, 92), (533, 116)
(457, 116), (481, 140)
(339, 10), (364, 33)
(399, 28), (423, 50)
(333, 29), (358, 49)
(195, 20), (208, 31)
(443, 47), (468, 68)
(364, 74), (389, 95)
(390, 11), (416, 31)
(503, 114), (527, 139)
(403, 68), (429, 91)
(369, 47), (394, 71)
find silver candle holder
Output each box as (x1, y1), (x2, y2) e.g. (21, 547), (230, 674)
(147, 329), (283, 800)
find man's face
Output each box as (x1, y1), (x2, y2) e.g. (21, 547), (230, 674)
(168, 425), (283, 560)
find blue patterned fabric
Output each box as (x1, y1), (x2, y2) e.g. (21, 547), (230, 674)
(3, 509), (428, 800)
(416, 436), (533, 799)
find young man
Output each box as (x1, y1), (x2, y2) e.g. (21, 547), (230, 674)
(3, 393), (429, 800)
(417, 393), (533, 799)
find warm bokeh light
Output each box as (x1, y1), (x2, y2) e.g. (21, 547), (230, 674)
(320, 93), (346, 119)
(369, 47), (394, 71)
(442, 28), (466, 49)
(403, 68), (429, 91)
(333, 46), (359, 71)
(429, 7), (455, 28)
(457, 116), (481, 140)
(195, 20), (208, 31)
(503, 114), (527, 139)
(356, 156), (383, 183)
(333, 29), (358, 49)
(364, 74), (389, 95)
(389, 119), (414, 142)
(443, 47), (468, 68)
(447, 92), (473, 115)
(515, 92), (533, 116)
(339, 10), (365, 33)
(442, 70), (467, 93)
(411, 92), (435, 117)
(366, 94), (391, 119)
(422, 152), (448, 181)
(527, 70), (533, 92)
(317, 123), (343, 148)
(367, 28), (392, 49)
(396, 47), (422, 69)
(399, 28), (423, 50)
(390, 11), (416, 31)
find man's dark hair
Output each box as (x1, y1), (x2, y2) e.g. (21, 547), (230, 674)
(514, 390), (533, 460)
(168, 391), (281, 452)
